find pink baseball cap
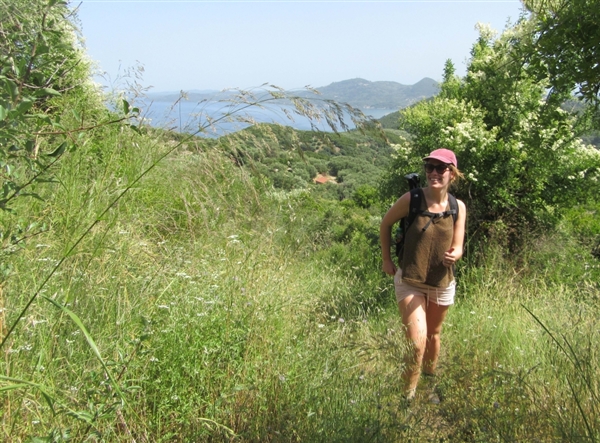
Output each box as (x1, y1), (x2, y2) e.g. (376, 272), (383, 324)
(423, 148), (457, 167)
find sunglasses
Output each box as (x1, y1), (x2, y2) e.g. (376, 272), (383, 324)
(424, 163), (450, 174)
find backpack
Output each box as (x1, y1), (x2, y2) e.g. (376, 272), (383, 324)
(394, 182), (459, 261)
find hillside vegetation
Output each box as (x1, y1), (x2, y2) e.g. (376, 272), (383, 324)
(2, 1), (600, 442)
(214, 124), (405, 201)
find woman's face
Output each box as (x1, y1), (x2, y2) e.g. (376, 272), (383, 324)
(424, 159), (453, 188)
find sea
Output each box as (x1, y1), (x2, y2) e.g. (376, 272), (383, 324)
(136, 98), (395, 137)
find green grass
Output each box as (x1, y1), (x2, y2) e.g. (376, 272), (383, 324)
(426, 245), (600, 442)
(1, 121), (599, 442)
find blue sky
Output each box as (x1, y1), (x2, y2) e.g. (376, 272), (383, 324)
(77, 0), (525, 92)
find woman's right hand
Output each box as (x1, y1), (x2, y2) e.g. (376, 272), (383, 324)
(382, 258), (397, 276)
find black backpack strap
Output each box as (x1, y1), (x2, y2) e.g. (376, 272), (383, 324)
(395, 188), (422, 260)
(448, 193), (458, 223)
(406, 187), (423, 229)
(420, 193), (459, 232)
(408, 188), (423, 222)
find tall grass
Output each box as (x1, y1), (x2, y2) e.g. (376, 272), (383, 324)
(0, 125), (407, 441)
(422, 241), (600, 442)
(2, 115), (600, 441)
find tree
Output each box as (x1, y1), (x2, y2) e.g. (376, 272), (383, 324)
(0, 0), (93, 102)
(353, 184), (378, 209)
(0, 0), (97, 209)
(380, 22), (600, 248)
(523, 0), (600, 105)
(440, 59), (461, 100)
(0, 0), (136, 248)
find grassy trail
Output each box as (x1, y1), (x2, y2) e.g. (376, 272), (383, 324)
(1, 136), (599, 441)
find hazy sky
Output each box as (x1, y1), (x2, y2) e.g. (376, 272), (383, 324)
(77, 0), (525, 93)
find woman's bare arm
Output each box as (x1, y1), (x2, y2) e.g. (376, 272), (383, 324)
(443, 199), (466, 267)
(380, 192), (411, 275)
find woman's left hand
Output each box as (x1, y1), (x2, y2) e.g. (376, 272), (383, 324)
(443, 248), (456, 267)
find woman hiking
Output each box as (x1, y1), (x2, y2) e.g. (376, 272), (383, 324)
(380, 148), (466, 402)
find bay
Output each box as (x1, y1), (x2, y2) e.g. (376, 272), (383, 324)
(137, 98), (396, 137)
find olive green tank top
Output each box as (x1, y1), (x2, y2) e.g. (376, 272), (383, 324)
(401, 196), (454, 288)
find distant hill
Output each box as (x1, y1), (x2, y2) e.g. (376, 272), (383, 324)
(304, 78), (439, 110)
(378, 111), (402, 129)
(377, 94), (440, 129)
(146, 78), (440, 111)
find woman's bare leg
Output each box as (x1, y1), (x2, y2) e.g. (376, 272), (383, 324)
(398, 294), (427, 394)
(423, 301), (449, 375)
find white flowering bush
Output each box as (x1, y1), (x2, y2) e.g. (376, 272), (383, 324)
(380, 20), (600, 247)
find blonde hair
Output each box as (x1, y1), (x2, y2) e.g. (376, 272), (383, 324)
(448, 164), (464, 184)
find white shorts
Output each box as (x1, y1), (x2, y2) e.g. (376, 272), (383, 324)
(394, 268), (455, 306)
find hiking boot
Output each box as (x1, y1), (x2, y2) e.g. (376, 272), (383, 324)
(433, 384), (445, 403)
(428, 393), (440, 404)
(400, 387), (416, 408)
(422, 373), (443, 404)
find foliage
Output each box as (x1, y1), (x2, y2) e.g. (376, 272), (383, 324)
(377, 111), (401, 129)
(581, 130), (600, 148)
(380, 22), (600, 248)
(0, 0), (138, 265)
(562, 201), (600, 258)
(0, 0), (91, 97)
(6, 139), (600, 441)
(0, 138), (398, 440)
(352, 184), (378, 209)
(436, 235), (600, 443)
(215, 123), (400, 201)
(523, 0), (600, 106)
(3, 1), (600, 441)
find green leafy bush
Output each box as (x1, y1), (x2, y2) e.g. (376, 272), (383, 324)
(380, 23), (600, 250)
